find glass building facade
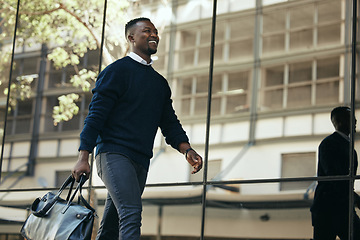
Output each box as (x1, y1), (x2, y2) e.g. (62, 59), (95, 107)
(0, 0), (359, 239)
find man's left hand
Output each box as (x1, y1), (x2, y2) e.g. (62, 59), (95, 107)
(186, 149), (203, 174)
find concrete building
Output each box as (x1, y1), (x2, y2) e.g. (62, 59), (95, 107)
(0, 0), (359, 239)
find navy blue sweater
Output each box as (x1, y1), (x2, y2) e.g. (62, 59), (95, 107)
(79, 56), (189, 170)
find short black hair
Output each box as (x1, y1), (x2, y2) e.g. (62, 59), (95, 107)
(331, 106), (350, 123)
(125, 17), (151, 38)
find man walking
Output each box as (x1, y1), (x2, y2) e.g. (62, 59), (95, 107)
(72, 17), (203, 240)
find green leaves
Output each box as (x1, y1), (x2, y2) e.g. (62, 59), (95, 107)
(70, 69), (97, 92)
(52, 93), (80, 126)
(48, 47), (80, 69)
(4, 75), (35, 111)
(0, 0), (130, 126)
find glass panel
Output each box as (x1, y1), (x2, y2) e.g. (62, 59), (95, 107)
(264, 66), (284, 86)
(229, 39), (253, 60)
(229, 16), (254, 60)
(200, 24), (212, 44)
(62, 114), (80, 131)
(317, 57), (339, 79)
(287, 85), (312, 108)
(290, 29), (313, 50)
(196, 76), (209, 94)
(204, 182), (313, 239)
(194, 96), (208, 116)
(210, 97), (221, 116)
(17, 99), (33, 116)
(226, 94), (247, 114)
(228, 72), (248, 91)
(318, 24), (341, 46)
(14, 118), (32, 134)
(203, 136), (321, 183)
(48, 65), (63, 89)
(181, 77), (192, 95)
(44, 96), (59, 133)
(316, 81), (340, 105)
(181, 30), (197, 48)
(229, 16), (254, 38)
(263, 10), (286, 34)
(1, 1), (357, 239)
(262, 34), (285, 55)
(289, 61), (312, 84)
(318, 0), (342, 24)
(290, 4), (314, 29)
(213, 44), (223, 64)
(198, 46), (211, 66)
(178, 29), (197, 69)
(263, 89), (283, 109)
(178, 50), (195, 68)
(138, 186), (202, 239)
(212, 75), (222, 94)
(281, 152), (316, 191)
(226, 71), (250, 113)
(181, 98), (191, 116)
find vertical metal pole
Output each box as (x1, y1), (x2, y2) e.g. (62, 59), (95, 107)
(0, 0), (21, 181)
(28, 43), (47, 176)
(87, 0), (107, 203)
(98, 0), (107, 73)
(344, 0), (352, 105)
(249, 0), (262, 144)
(156, 205), (163, 240)
(200, 0), (217, 239)
(349, 0), (357, 239)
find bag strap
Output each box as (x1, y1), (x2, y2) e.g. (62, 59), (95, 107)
(62, 175), (96, 214)
(32, 175), (75, 217)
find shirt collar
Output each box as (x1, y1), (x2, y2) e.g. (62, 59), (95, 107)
(129, 52), (153, 66)
(336, 130), (350, 142)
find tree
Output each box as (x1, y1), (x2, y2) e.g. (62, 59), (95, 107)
(0, 0), (129, 125)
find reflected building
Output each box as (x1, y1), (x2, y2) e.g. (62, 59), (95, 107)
(0, 0), (359, 239)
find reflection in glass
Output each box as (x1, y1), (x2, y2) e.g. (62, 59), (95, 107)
(204, 182), (313, 239)
(142, 186), (203, 239)
(0, 0), (16, 155)
(316, 82), (340, 105)
(287, 85), (312, 108)
(0, 0), (358, 239)
(280, 152), (315, 191)
(262, 34), (285, 54)
(290, 29), (313, 50)
(291, 61), (313, 83)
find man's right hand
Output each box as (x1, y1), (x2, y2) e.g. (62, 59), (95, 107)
(72, 150), (91, 182)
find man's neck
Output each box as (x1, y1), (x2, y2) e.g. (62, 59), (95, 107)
(129, 52), (153, 66)
(132, 50), (151, 64)
(336, 130), (350, 141)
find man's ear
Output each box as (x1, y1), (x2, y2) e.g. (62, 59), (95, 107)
(127, 34), (134, 43)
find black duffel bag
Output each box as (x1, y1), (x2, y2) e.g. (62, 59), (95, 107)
(21, 175), (96, 240)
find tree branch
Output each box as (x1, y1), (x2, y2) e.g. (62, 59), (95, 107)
(0, 17), (6, 28)
(58, 3), (101, 48)
(2, 1), (101, 48)
(19, 6), (62, 16)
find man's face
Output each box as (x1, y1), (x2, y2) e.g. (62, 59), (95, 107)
(340, 110), (356, 134)
(129, 20), (159, 58)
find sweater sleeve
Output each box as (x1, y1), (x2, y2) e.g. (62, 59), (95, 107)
(159, 85), (189, 150)
(79, 64), (128, 152)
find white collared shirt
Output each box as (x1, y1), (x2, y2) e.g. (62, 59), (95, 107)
(129, 52), (153, 66)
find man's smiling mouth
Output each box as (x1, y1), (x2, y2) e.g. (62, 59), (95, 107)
(149, 40), (158, 45)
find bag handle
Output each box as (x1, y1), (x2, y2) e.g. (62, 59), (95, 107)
(32, 175), (75, 217)
(62, 175), (96, 214)
(32, 175), (96, 217)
